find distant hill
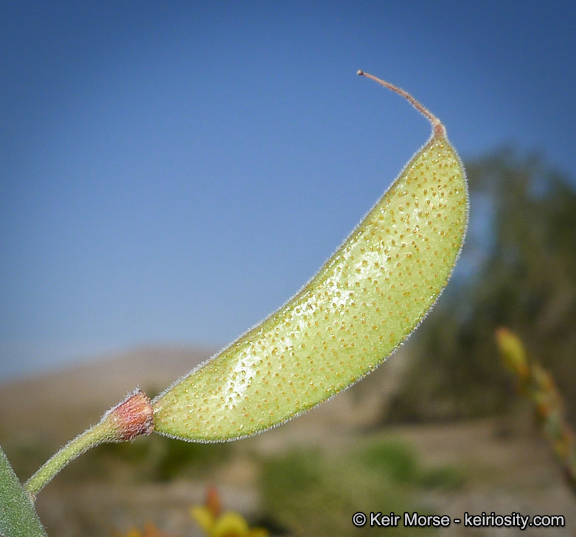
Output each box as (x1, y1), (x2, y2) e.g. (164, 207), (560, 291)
(0, 343), (408, 446)
(0, 345), (215, 442)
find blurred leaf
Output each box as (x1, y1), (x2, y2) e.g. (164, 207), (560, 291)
(0, 444), (47, 537)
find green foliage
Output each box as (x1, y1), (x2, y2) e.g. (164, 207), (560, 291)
(360, 441), (419, 483)
(1, 438), (55, 486)
(358, 440), (464, 489)
(417, 465), (464, 490)
(98, 434), (232, 482)
(260, 441), (463, 537)
(5, 431), (232, 487)
(388, 148), (576, 424)
(150, 437), (231, 481)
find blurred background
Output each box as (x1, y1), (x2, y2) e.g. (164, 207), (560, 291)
(1, 1), (575, 536)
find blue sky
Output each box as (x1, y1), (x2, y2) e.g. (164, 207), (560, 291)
(1, 1), (575, 380)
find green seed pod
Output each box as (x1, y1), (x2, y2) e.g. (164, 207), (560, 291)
(153, 72), (468, 442)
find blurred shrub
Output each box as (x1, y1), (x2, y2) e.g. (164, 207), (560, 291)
(360, 441), (419, 483)
(359, 440), (463, 490)
(8, 433), (233, 484)
(260, 440), (463, 536)
(98, 434), (232, 482)
(386, 148), (576, 424)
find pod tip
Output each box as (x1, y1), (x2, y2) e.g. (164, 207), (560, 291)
(357, 70), (446, 137)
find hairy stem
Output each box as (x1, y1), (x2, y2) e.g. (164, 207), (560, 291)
(24, 389), (153, 500)
(24, 422), (109, 499)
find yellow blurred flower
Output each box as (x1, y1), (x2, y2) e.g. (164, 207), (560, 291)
(191, 486), (268, 537)
(112, 522), (175, 537)
(112, 487), (268, 537)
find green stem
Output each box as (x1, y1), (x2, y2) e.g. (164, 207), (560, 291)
(24, 389), (154, 500)
(24, 420), (112, 499)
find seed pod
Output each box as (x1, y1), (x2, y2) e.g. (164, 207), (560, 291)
(153, 72), (468, 442)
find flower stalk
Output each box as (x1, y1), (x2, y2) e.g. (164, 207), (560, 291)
(496, 328), (576, 493)
(24, 389), (153, 500)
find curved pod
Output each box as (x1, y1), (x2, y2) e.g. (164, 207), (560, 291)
(153, 72), (468, 441)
